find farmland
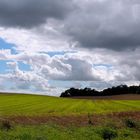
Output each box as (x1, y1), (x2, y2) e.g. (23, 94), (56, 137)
(0, 94), (140, 116)
(0, 93), (140, 140)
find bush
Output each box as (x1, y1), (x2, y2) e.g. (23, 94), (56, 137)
(100, 127), (118, 140)
(125, 119), (136, 128)
(87, 113), (93, 125)
(122, 129), (133, 138)
(0, 120), (12, 131)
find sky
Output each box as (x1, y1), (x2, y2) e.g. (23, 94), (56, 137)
(0, 0), (140, 96)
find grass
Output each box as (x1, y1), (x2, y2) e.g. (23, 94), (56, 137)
(0, 94), (140, 116)
(0, 124), (140, 140)
(0, 93), (140, 140)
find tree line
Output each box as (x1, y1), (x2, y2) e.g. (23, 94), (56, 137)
(60, 85), (140, 97)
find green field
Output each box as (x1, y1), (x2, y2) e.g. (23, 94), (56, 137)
(0, 124), (140, 140)
(0, 94), (140, 140)
(0, 94), (140, 116)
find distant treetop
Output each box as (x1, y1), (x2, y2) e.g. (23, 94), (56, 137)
(60, 85), (140, 97)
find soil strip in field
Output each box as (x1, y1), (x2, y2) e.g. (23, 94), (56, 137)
(1, 111), (140, 127)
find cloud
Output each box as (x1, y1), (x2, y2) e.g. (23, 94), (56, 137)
(0, 48), (140, 95)
(1, 0), (140, 51)
(0, 0), (140, 95)
(1, 47), (140, 83)
(0, 62), (49, 92)
(0, 0), (74, 28)
(114, 48), (140, 81)
(63, 0), (140, 51)
(0, 50), (102, 81)
(0, 49), (12, 59)
(15, 52), (102, 81)
(0, 26), (71, 52)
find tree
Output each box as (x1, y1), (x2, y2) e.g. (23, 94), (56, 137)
(60, 85), (140, 97)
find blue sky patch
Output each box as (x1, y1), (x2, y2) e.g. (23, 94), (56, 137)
(0, 60), (12, 74)
(40, 51), (77, 57)
(0, 38), (18, 54)
(18, 62), (31, 71)
(0, 60), (31, 74)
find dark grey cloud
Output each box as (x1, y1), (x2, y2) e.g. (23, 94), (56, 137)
(1, 0), (140, 51)
(115, 49), (140, 81)
(0, 0), (74, 28)
(63, 0), (140, 51)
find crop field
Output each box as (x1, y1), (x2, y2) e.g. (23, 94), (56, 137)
(0, 94), (140, 116)
(0, 94), (140, 140)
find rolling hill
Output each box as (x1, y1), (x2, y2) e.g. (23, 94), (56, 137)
(0, 93), (140, 116)
(0, 93), (140, 140)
